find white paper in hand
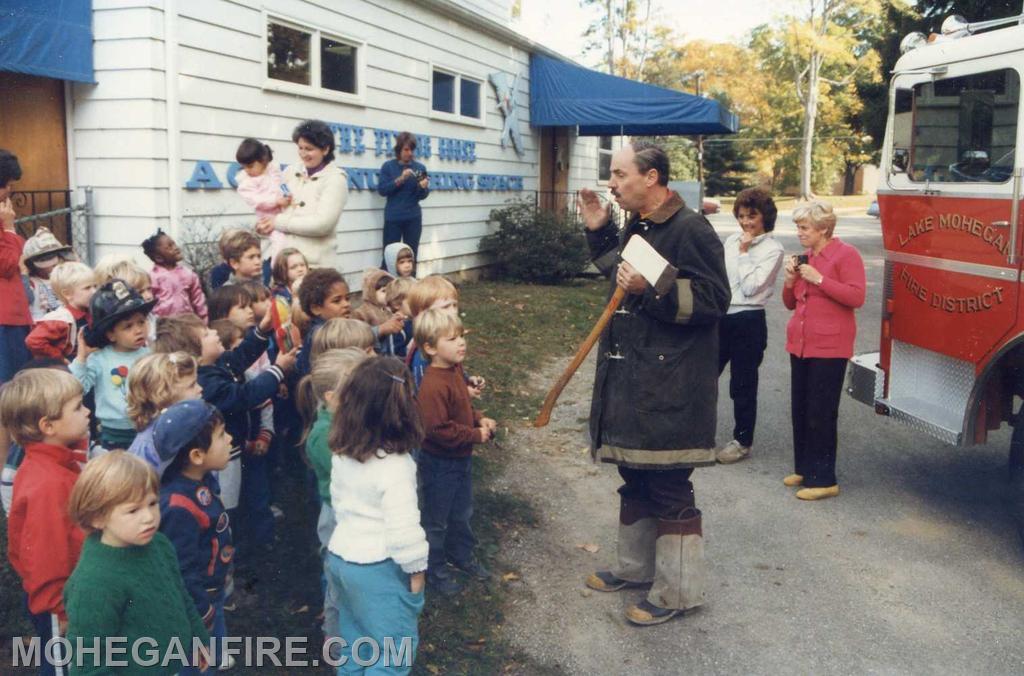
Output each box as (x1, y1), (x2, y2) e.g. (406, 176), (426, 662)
(621, 235), (671, 287)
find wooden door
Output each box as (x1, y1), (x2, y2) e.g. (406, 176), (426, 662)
(538, 126), (570, 213)
(0, 72), (70, 240)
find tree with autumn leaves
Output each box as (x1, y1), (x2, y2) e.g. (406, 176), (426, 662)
(579, 0), (892, 197)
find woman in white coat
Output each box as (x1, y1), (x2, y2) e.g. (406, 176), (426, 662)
(257, 120), (348, 267)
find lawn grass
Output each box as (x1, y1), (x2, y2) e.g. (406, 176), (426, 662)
(0, 278), (608, 674)
(411, 279), (606, 675)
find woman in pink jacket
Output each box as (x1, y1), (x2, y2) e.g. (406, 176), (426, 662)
(782, 200), (865, 501)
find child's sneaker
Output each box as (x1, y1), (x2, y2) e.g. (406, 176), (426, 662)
(427, 569), (463, 596)
(451, 559), (491, 581)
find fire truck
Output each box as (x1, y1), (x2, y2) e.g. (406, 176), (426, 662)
(846, 11), (1024, 478)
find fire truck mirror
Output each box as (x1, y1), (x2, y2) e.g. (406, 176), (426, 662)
(890, 87), (914, 177)
(892, 148), (909, 174)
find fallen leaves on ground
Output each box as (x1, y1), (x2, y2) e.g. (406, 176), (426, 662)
(501, 572), (521, 582)
(576, 543), (600, 553)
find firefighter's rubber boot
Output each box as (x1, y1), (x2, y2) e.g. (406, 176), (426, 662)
(626, 508), (705, 626)
(586, 497), (656, 592)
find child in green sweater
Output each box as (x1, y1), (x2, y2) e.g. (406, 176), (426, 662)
(64, 451), (210, 675)
(296, 346), (367, 661)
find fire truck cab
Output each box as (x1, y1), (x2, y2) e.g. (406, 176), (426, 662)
(847, 14), (1024, 464)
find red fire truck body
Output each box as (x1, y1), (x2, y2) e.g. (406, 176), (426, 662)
(848, 18), (1024, 450)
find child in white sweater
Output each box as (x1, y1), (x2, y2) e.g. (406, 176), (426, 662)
(325, 356), (427, 673)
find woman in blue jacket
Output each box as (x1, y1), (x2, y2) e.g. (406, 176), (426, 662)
(378, 131), (430, 267)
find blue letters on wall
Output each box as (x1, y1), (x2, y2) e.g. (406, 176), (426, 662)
(185, 119), (523, 192)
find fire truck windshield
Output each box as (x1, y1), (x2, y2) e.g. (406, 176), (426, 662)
(890, 68), (1018, 184)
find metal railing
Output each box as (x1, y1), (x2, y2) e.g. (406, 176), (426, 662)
(12, 187), (94, 264)
(531, 190), (626, 228)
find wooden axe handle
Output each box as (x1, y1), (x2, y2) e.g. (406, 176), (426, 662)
(534, 286), (626, 428)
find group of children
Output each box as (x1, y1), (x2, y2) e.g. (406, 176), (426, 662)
(1, 163), (497, 672)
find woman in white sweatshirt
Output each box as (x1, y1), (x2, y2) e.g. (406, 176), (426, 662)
(326, 356), (427, 674)
(256, 120), (348, 267)
(716, 188), (785, 465)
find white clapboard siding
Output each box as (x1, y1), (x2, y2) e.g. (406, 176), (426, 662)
(71, 3), (170, 264)
(70, 0), (575, 278)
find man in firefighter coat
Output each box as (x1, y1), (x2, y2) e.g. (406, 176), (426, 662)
(580, 141), (730, 625)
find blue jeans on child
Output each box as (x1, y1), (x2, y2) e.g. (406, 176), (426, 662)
(181, 590), (226, 674)
(0, 325), (30, 383)
(317, 502), (342, 659)
(26, 598), (63, 676)
(238, 451), (274, 548)
(415, 452), (476, 573)
(326, 554), (424, 675)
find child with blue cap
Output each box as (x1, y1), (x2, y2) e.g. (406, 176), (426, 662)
(155, 399), (235, 672)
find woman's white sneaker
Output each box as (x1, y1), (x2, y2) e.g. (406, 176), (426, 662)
(716, 440), (751, 464)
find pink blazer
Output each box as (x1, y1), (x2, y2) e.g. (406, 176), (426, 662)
(783, 237), (865, 359)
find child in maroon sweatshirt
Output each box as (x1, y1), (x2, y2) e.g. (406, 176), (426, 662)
(413, 309), (496, 596)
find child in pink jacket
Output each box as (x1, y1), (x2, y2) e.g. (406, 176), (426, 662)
(235, 138), (290, 270)
(143, 230), (209, 321)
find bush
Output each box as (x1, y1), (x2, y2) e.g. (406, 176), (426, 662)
(480, 200), (589, 283)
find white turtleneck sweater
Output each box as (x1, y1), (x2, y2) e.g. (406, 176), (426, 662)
(328, 450), (428, 574)
(723, 231), (785, 314)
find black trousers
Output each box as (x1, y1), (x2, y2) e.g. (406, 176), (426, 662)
(718, 309), (768, 447)
(382, 214), (423, 262)
(790, 355), (847, 487)
(618, 466), (695, 521)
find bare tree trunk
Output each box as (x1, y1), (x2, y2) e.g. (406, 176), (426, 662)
(799, 54), (820, 200)
(606, 0), (615, 74)
(843, 161), (857, 195)
(635, 0), (653, 78)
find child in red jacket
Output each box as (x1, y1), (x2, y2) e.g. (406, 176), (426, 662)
(0, 367), (91, 656)
(25, 262), (98, 361)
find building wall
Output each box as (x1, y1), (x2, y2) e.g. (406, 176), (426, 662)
(71, 0), (542, 280)
(459, 0), (513, 25)
(71, 1), (170, 259)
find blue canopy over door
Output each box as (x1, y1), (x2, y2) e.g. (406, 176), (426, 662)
(529, 53), (737, 136)
(0, 0), (94, 83)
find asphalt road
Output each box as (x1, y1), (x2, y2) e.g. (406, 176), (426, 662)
(501, 210), (1024, 675)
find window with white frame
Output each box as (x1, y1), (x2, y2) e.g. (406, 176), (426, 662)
(266, 18), (361, 98)
(431, 68), (483, 121)
(598, 136), (614, 181)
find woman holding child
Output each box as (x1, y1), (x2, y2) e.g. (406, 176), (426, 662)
(256, 119), (348, 266)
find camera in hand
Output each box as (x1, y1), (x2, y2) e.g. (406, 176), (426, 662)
(413, 169), (428, 180)
(796, 254), (809, 266)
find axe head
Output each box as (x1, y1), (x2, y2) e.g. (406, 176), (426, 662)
(621, 235), (678, 296)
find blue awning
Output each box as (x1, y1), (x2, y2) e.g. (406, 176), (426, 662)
(0, 0), (94, 83)
(529, 54), (737, 136)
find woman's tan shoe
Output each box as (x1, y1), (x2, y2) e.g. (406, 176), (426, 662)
(782, 474), (804, 487)
(796, 485), (839, 500)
